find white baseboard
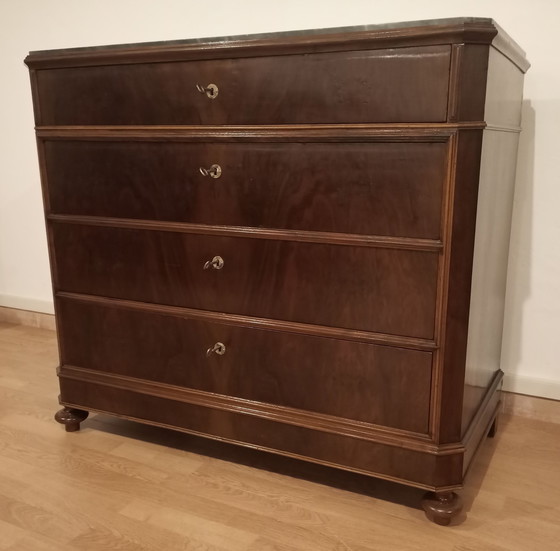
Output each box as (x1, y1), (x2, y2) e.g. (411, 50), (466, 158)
(0, 294), (54, 315)
(502, 373), (560, 401)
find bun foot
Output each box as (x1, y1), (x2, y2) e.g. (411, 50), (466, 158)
(55, 407), (89, 432)
(421, 491), (463, 526)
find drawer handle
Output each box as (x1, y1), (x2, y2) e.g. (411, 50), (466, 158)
(196, 83), (219, 99)
(199, 164), (222, 179)
(203, 255), (224, 270)
(207, 342), (226, 356)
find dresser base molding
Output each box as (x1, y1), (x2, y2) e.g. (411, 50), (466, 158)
(57, 377), (464, 492)
(57, 364), (433, 447)
(460, 370), (503, 475)
(56, 366), (503, 492)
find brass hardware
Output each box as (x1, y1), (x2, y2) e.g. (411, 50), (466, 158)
(203, 255), (224, 270)
(199, 164), (222, 179)
(196, 83), (219, 99)
(206, 342), (226, 356)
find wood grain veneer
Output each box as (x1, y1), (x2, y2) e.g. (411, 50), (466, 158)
(51, 224), (439, 338)
(25, 18), (529, 525)
(34, 46), (451, 125)
(44, 140), (447, 239)
(57, 297), (433, 433)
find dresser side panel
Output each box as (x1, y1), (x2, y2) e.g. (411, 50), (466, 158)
(438, 130), (484, 444)
(448, 44), (490, 122)
(461, 51), (525, 434)
(484, 47), (525, 128)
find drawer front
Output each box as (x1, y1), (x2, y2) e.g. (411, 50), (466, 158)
(52, 225), (438, 339)
(57, 298), (433, 433)
(45, 141), (447, 239)
(35, 46), (450, 125)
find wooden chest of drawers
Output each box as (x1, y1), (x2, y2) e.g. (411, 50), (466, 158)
(25, 18), (529, 525)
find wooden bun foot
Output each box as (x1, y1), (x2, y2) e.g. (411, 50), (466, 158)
(55, 407), (89, 432)
(421, 491), (463, 526)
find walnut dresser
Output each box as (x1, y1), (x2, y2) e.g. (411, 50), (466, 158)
(25, 18), (529, 525)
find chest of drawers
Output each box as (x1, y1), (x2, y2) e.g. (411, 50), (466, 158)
(25, 17), (529, 525)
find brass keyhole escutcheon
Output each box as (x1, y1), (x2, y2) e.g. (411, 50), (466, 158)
(203, 255), (224, 270)
(199, 164), (222, 179)
(196, 83), (219, 99)
(206, 342), (226, 356)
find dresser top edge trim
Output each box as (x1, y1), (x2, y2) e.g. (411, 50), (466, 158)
(25, 18), (527, 72)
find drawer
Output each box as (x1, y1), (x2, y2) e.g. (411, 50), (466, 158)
(57, 297), (433, 433)
(45, 140), (447, 239)
(52, 224), (438, 339)
(35, 46), (450, 125)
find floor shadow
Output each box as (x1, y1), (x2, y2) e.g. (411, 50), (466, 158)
(454, 411), (512, 525)
(85, 406), (511, 526)
(87, 412), (424, 511)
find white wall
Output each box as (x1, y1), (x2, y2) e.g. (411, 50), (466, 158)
(1, 0), (558, 399)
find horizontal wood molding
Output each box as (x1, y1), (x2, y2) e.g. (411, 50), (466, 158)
(35, 124), (481, 141)
(57, 364), (464, 457)
(59, 396), (460, 493)
(484, 124), (522, 133)
(25, 19), (502, 69)
(47, 215), (443, 252)
(55, 292), (438, 351)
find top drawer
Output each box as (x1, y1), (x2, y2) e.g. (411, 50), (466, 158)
(34, 46), (451, 125)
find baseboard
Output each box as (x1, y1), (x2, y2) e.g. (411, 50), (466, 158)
(502, 372), (560, 401)
(502, 392), (560, 424)
(0, 294), (54, 314)
(0, 306), (56, 331)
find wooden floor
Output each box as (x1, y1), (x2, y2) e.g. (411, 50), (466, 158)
(1, 322), (559, 550)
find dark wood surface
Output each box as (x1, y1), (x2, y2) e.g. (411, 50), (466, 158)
(44, 140), (447, 239)
(421, 491), (463, 525)
(24, 18), (529, 73)
(57, 297), (432, 432)
(57, 377), (464, 490)
(25, 19), (528, 524)
(34, 46), (450, 125)
(51, 223), (439, 338)
(53, 406), (89, 432)
(436, 129), (484, 444)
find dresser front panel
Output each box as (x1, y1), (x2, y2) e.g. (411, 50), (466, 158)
(34, 45), (451, 125)
(45, 140), (447, 239)
(51, 224), (439, 338)
(57, 297), (432, 433)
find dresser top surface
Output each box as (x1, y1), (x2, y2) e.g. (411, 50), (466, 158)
(28, 17), (494, 55)
(25, 17), (528, 72)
